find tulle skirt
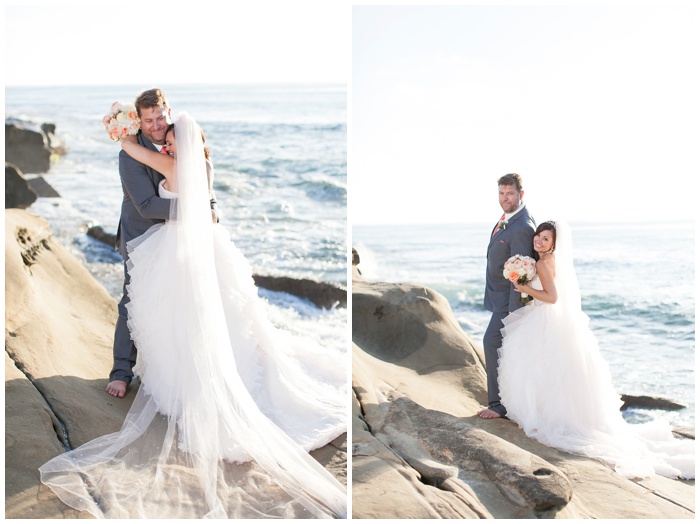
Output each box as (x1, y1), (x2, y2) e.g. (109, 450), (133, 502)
(39, 222), (347, 518)
(498, 300), (694, 480)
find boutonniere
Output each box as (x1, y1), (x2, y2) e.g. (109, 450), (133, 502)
(498, 219), (508, 231)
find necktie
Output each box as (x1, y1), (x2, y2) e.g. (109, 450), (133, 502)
(493, 213), (505, 237)
(160, 146), (169, 155)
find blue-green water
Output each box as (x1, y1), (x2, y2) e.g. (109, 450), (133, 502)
(6, 83), (347, 354)
(353, 222), (695, 427)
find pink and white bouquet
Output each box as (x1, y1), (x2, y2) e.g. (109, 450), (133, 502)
(103, 101), (140, 141)
(503, 254), (537, 302)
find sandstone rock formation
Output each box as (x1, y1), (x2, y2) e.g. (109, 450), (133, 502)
(86, 225), (117, 249)
(5, 163), (37, 209)
(40, 123), (68, 155)
(351, 259), (694, 519)
(5, 121), (62, 174)
(4, 209), (346, 518)
(253, 274), (347, 309)
(621, 394), (686, 411)
(26, 176), (61, 198)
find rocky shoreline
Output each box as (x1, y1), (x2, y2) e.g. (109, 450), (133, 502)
(5, 118), (346, 311)
(5, 119), (66, 210)
(5, 185), (347, 517)
(4, 208), (347, 518)
(351, 253), (694, 519)
(83, 225), (346, 309)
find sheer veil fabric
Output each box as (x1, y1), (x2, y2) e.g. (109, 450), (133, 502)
(39, 113), (348, 518)
(498, 220), (694, 480)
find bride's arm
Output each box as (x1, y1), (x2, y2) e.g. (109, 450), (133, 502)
(121, 135), (175, 180)
(514, 257), (558, 304)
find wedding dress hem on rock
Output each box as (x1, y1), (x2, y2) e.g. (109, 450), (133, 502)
(39, 112), (347, 519)
(497, 221), (694, 481)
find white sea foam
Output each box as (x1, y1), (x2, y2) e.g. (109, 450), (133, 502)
(353, 222), (695, 427)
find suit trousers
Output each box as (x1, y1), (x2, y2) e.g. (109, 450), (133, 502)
(110, 262), (137, 384)
(483, 310), (509, 416)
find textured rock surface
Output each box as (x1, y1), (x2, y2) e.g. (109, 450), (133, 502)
(4, 209), (346, 518)
(253, 274), (347, 309)
(351, 272), (695, 519)
(5, 122), (54, 174)
(86, 225), (117, 249)
(26, 175), (61, 198)
(5, 163), (37, 209)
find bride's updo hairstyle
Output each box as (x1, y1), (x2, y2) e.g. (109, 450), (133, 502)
(534, 221), (557, 258)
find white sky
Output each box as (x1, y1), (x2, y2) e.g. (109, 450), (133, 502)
(351, 3), (699, 225)
(4, 2), (699, 225)
(4, 2), (349, 86)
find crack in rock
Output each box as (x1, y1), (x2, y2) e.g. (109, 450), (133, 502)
(6, 350), (71, 451)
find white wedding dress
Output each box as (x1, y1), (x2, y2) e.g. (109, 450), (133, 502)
(497, 221), (694, 480)
(39, 113), (347, 518)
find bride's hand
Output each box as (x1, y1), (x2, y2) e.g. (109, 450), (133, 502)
(513, 282), (527, 294)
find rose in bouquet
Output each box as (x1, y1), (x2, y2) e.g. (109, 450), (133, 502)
(503, 254), (537, 302)
(103, 101), (140, 141)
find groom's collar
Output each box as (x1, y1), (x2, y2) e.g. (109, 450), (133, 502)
(139, 131), (161, 152)
(504, 202), (526, 221)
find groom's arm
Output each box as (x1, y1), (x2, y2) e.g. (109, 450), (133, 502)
(119, 149), (171, 220)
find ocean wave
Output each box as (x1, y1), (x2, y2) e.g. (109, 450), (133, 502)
(293, 177), (347, 203)
(584, 294), (694, 329)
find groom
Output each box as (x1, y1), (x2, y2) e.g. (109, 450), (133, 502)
(478, 173), (536, 419)
(105, 88), (219, 398)
(105, 88), (173, 398)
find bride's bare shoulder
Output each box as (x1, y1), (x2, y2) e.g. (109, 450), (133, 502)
(538, 255), (555, 273)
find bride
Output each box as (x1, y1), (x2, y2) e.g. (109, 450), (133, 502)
(39, 112), (347, 518)
(497, 220), (694, 480)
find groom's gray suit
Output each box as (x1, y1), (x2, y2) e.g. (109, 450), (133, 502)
(483, 205), (536, 416)
(110, 132), (171, 385)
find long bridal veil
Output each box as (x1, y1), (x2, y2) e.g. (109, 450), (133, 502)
(499, 219), (694, 480)
(39, 113), (347, 518)
(546, 220), (581, 315)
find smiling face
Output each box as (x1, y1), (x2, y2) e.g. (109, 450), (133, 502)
(534, 227), (555, 254)
(165, 128), (176, 158)
(499, 184), (523, 214)
(139, 106), (171, 145)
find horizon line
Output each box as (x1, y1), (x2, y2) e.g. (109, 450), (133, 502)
(353, 218), (695, 228)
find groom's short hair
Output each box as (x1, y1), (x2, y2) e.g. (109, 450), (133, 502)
(134, 88), (169, 117)
(498, 173), (523, 192)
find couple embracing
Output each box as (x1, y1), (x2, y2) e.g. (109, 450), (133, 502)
(39, 89), (347, 518)
(478, 173), (693, 480)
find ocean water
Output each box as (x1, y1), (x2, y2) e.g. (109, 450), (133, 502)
(5, 84), (347, 355)
(353, 222), (695, 427)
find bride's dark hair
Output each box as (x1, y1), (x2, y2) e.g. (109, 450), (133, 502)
(166, 122), (211, 160)
(534, 221), (557, 259)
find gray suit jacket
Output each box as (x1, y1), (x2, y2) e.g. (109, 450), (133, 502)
(115, 133), (171, 257)
(484, 205), (537, 313)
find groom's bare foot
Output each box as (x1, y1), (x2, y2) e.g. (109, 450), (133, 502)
(477, 408), (503, 419)
(106, 380), (127, 398)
